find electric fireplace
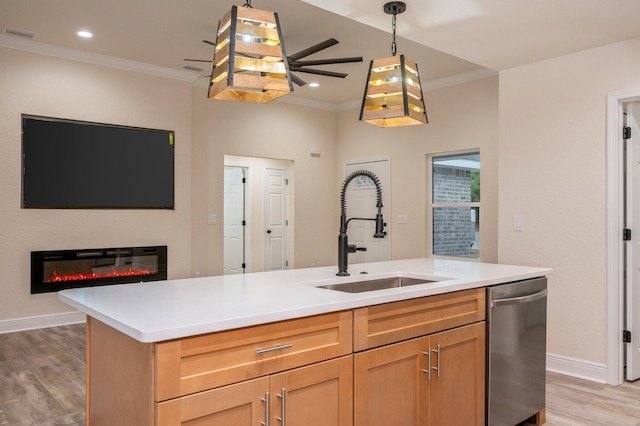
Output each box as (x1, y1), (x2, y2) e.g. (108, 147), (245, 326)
(31, 245), (167, 294)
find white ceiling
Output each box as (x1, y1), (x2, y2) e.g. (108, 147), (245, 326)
(2, 0), (640, 106)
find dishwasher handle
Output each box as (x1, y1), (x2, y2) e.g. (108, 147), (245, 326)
(492, 288), (547, 307)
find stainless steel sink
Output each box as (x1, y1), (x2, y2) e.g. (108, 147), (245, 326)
(317, 276), (436, 293)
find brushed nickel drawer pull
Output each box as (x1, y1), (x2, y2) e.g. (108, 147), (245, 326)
(260, 392), (270, 426)
(421, 349), (432, 380)
(276, 388), (286, 425)
(432, 344), (441, 378)
(256, 344), (293, 355)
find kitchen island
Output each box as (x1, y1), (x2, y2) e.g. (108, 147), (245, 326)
(59, 258), (551, 426)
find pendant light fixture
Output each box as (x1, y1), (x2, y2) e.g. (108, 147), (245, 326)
(208, 0), (293, 103)
(359, 2), (428, 127)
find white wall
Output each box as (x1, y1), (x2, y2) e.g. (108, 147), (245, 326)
(498, 36), (640, 368)
(190, 87), (339, 276)
(336, 76), (499, 263)
(0, 48), (193, 322)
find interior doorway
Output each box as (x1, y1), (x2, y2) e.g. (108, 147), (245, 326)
(223, 165), (248, 274)
(624, 102), (640, 380)
(606, 88), (640, 385)
(224, 155), (294, 273)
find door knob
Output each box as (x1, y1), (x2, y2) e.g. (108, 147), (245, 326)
(266, 229), (272, 234)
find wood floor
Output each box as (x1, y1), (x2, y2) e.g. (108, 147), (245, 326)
(1, 324), (640, 425)
(0, 324), (85, 425)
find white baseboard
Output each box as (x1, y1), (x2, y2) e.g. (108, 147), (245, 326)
(546, 352), (608, 383)
(0, 311), (86, 334)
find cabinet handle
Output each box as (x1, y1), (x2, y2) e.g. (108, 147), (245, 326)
(420, 350), (431, 380)
(276, 388), (286, 425)
(260, 392), (270, 426)
(432, 345), (441, 378)
(256, 344), (292, 355)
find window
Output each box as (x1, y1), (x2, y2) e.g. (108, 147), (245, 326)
(429, 152), (480, 259)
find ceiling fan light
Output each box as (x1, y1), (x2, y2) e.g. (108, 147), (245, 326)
(208, 5), (293, 103)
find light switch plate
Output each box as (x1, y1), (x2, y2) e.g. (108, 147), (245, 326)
(397, 214), (408, 224)
(208, 214), (217, 225)
(513, 215), (524, 231)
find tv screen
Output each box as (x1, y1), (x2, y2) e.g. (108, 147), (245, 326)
(22, 115), (175, 209)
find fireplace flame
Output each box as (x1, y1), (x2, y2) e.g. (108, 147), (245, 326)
(45, 268), (153, 283)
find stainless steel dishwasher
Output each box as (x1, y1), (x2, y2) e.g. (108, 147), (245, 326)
(487, 277), (548, 426)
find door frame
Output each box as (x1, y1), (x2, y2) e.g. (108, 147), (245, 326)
(224, 160), (252, 273)
(606, 87), (640, 385)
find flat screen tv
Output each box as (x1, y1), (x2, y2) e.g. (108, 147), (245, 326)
(22, 115), (175, 209)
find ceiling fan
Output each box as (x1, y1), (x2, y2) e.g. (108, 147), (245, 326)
(184, 38), (363, 87)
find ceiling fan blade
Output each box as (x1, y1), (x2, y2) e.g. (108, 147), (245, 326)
(289, 67), (348, 78)
(184, 59), (213, 63)
(202, 40), (215, 46)
(290, 73), (307, 87)
(288, 38), (339, 61)
(290, 57), (363, 67)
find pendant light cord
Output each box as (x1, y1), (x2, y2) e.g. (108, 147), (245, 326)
(391, 12), (397, 56)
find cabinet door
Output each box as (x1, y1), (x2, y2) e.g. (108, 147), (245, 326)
(354, 337), (429, 426)
(428, 322), (485, 426)
(270, 356), (353, 426)
(156, 376), (269, 425)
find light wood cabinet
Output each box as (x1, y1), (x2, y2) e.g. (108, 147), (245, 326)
(157, 376), (270, 425)
(157, 356), (353, 426)
(354, 336), (428, 425)
(86, 311), (352, 426)
(86, 288), (486, 426)
(353, 289), (486, 426)
(428, 322), (485, 425)
(155, 310), (353, 401)
(353, 287), (485, 351)
(354, 322), (485, 426)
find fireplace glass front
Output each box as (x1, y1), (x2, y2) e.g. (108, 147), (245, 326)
(31, 246), (167, 294)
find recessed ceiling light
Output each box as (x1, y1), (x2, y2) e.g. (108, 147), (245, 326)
(309, 82), (319, 88)
(77, 30), (93, 38)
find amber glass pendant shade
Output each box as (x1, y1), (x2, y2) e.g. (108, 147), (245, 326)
(208, 5), (293, 103)
(360, 54), (428, 127)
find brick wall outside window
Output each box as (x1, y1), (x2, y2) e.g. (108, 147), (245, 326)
(433, 166), (474, 256)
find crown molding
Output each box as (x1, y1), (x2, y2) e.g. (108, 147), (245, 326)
(0, 34), (496, 109)
(334, 67), (498, 112)
(279, 67), (498, 112)
(0, 34), (200, 83)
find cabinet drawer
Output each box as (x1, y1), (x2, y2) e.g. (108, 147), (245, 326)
(155, 310), (352, 401)
(353, 288), (485, 351)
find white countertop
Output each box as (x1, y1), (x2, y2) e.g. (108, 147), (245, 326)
(58, 258), (551, 343)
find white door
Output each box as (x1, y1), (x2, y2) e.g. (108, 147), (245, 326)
(626, 102), (640, 380)
(224, 166), (246, 274)
(344, 159), (390, 265)
(264, 168), (288, 271)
